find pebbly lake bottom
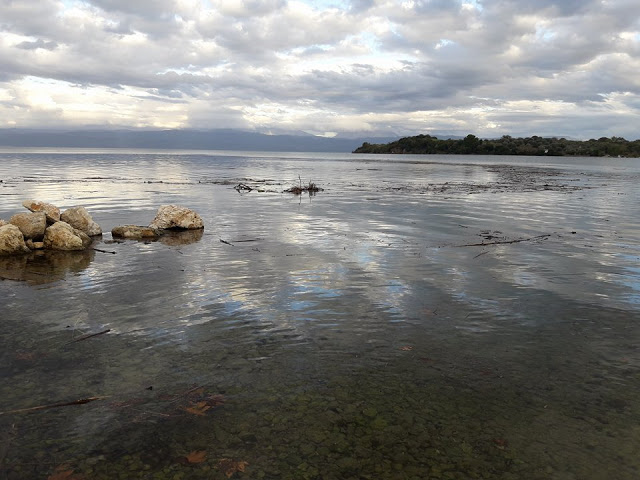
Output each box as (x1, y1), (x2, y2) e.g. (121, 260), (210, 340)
(2, 298), (639, 480)
(0, 151), (639, 479)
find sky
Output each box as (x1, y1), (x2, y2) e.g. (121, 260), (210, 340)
(0, 0), (639, 139)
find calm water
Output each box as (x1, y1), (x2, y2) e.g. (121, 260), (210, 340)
(0, 150), (639, 480)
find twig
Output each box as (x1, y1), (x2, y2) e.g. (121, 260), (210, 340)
(0, 396), (108, 416)
(66, 329), (111, 345)
(456, 234), (551, 247)
(183, 385), (206, 396)
(220, 239), (234, 246)
(162, 385), (208, 407)
(92, 248), (116, 254)
(473, 251), (489, 259)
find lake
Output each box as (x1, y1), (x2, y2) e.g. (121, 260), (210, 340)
(0, 149), (639, 479)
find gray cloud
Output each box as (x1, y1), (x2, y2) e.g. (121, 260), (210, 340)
(0, 0), (638, 138)
(15, 39), (58, 50)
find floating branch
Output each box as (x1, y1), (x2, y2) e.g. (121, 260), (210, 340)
(0, 396), (108, 416)
(66, 329), (111, 345)
(92, 247), (117, 254)
(234, 183), (253, 192)
(456, 234), (551, 247)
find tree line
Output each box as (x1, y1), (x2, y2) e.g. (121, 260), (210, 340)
(353, 134), (640, 157)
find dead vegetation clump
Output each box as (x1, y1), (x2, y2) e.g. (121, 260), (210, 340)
(234, 183), (253, 192)
(284, 176), (324, 195)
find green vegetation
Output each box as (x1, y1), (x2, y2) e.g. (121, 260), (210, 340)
(353, 134), (640, 157)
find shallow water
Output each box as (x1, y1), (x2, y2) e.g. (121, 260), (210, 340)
(0, 150), (639, 479)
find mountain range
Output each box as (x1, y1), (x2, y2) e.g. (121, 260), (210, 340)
(0, 128), (401, 153)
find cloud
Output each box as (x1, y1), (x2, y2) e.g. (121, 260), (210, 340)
(15, 39), (58, 50)
(0, 0), (638, 138)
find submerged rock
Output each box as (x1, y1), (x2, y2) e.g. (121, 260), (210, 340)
(158, 229), (204, 246)
(61, 206), (102, 236)
(0, 224), (30, 255)
(22, 199), (61, 224)
(43, 221), (91, 251)
(149, 205), (204, 230)
(112, 225), (162, 239)
(10, 212), (47, 240)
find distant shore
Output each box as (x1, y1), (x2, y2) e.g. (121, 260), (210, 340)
(353, 134), (640, 158)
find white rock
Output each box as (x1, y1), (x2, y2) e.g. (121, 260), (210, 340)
(10, 212), (47, 239)
(0, 224), (30, 255)
(61, 206), (102, 236)
(149, 205), (204, 230)
(22, 199), (60, 223)
(43, 221), (90, 251)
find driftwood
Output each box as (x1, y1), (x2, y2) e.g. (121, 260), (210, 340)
(456, 234), (551, 247)
(92, 247), (116, 254)
(231, 238), (261, 243)
(66, 329), (111, 345)
(0, 396), (108, 416)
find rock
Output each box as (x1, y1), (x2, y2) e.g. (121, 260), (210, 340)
(79, 231), (91, 248)
(61, 206), (102, 236)
(43, 221), (90, 251)
(25, 239), (45, 250)
(149, 205), (204, 230)
(112, 225), (162, 239)
(10, 212), (47, 239)
(22, 199), (60, 223)
(0, 224), (30, 255)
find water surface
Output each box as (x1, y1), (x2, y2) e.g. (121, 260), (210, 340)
(1, 151), (639, 479)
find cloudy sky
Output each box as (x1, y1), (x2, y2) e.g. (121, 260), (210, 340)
(0, 0), (639, 139)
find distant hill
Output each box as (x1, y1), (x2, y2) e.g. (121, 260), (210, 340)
(0, 128), (398, 153)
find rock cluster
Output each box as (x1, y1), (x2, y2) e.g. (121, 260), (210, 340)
(0, 200), (102, 255)
(1, 202), (204, 255)
(112, 205), (204, 239)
